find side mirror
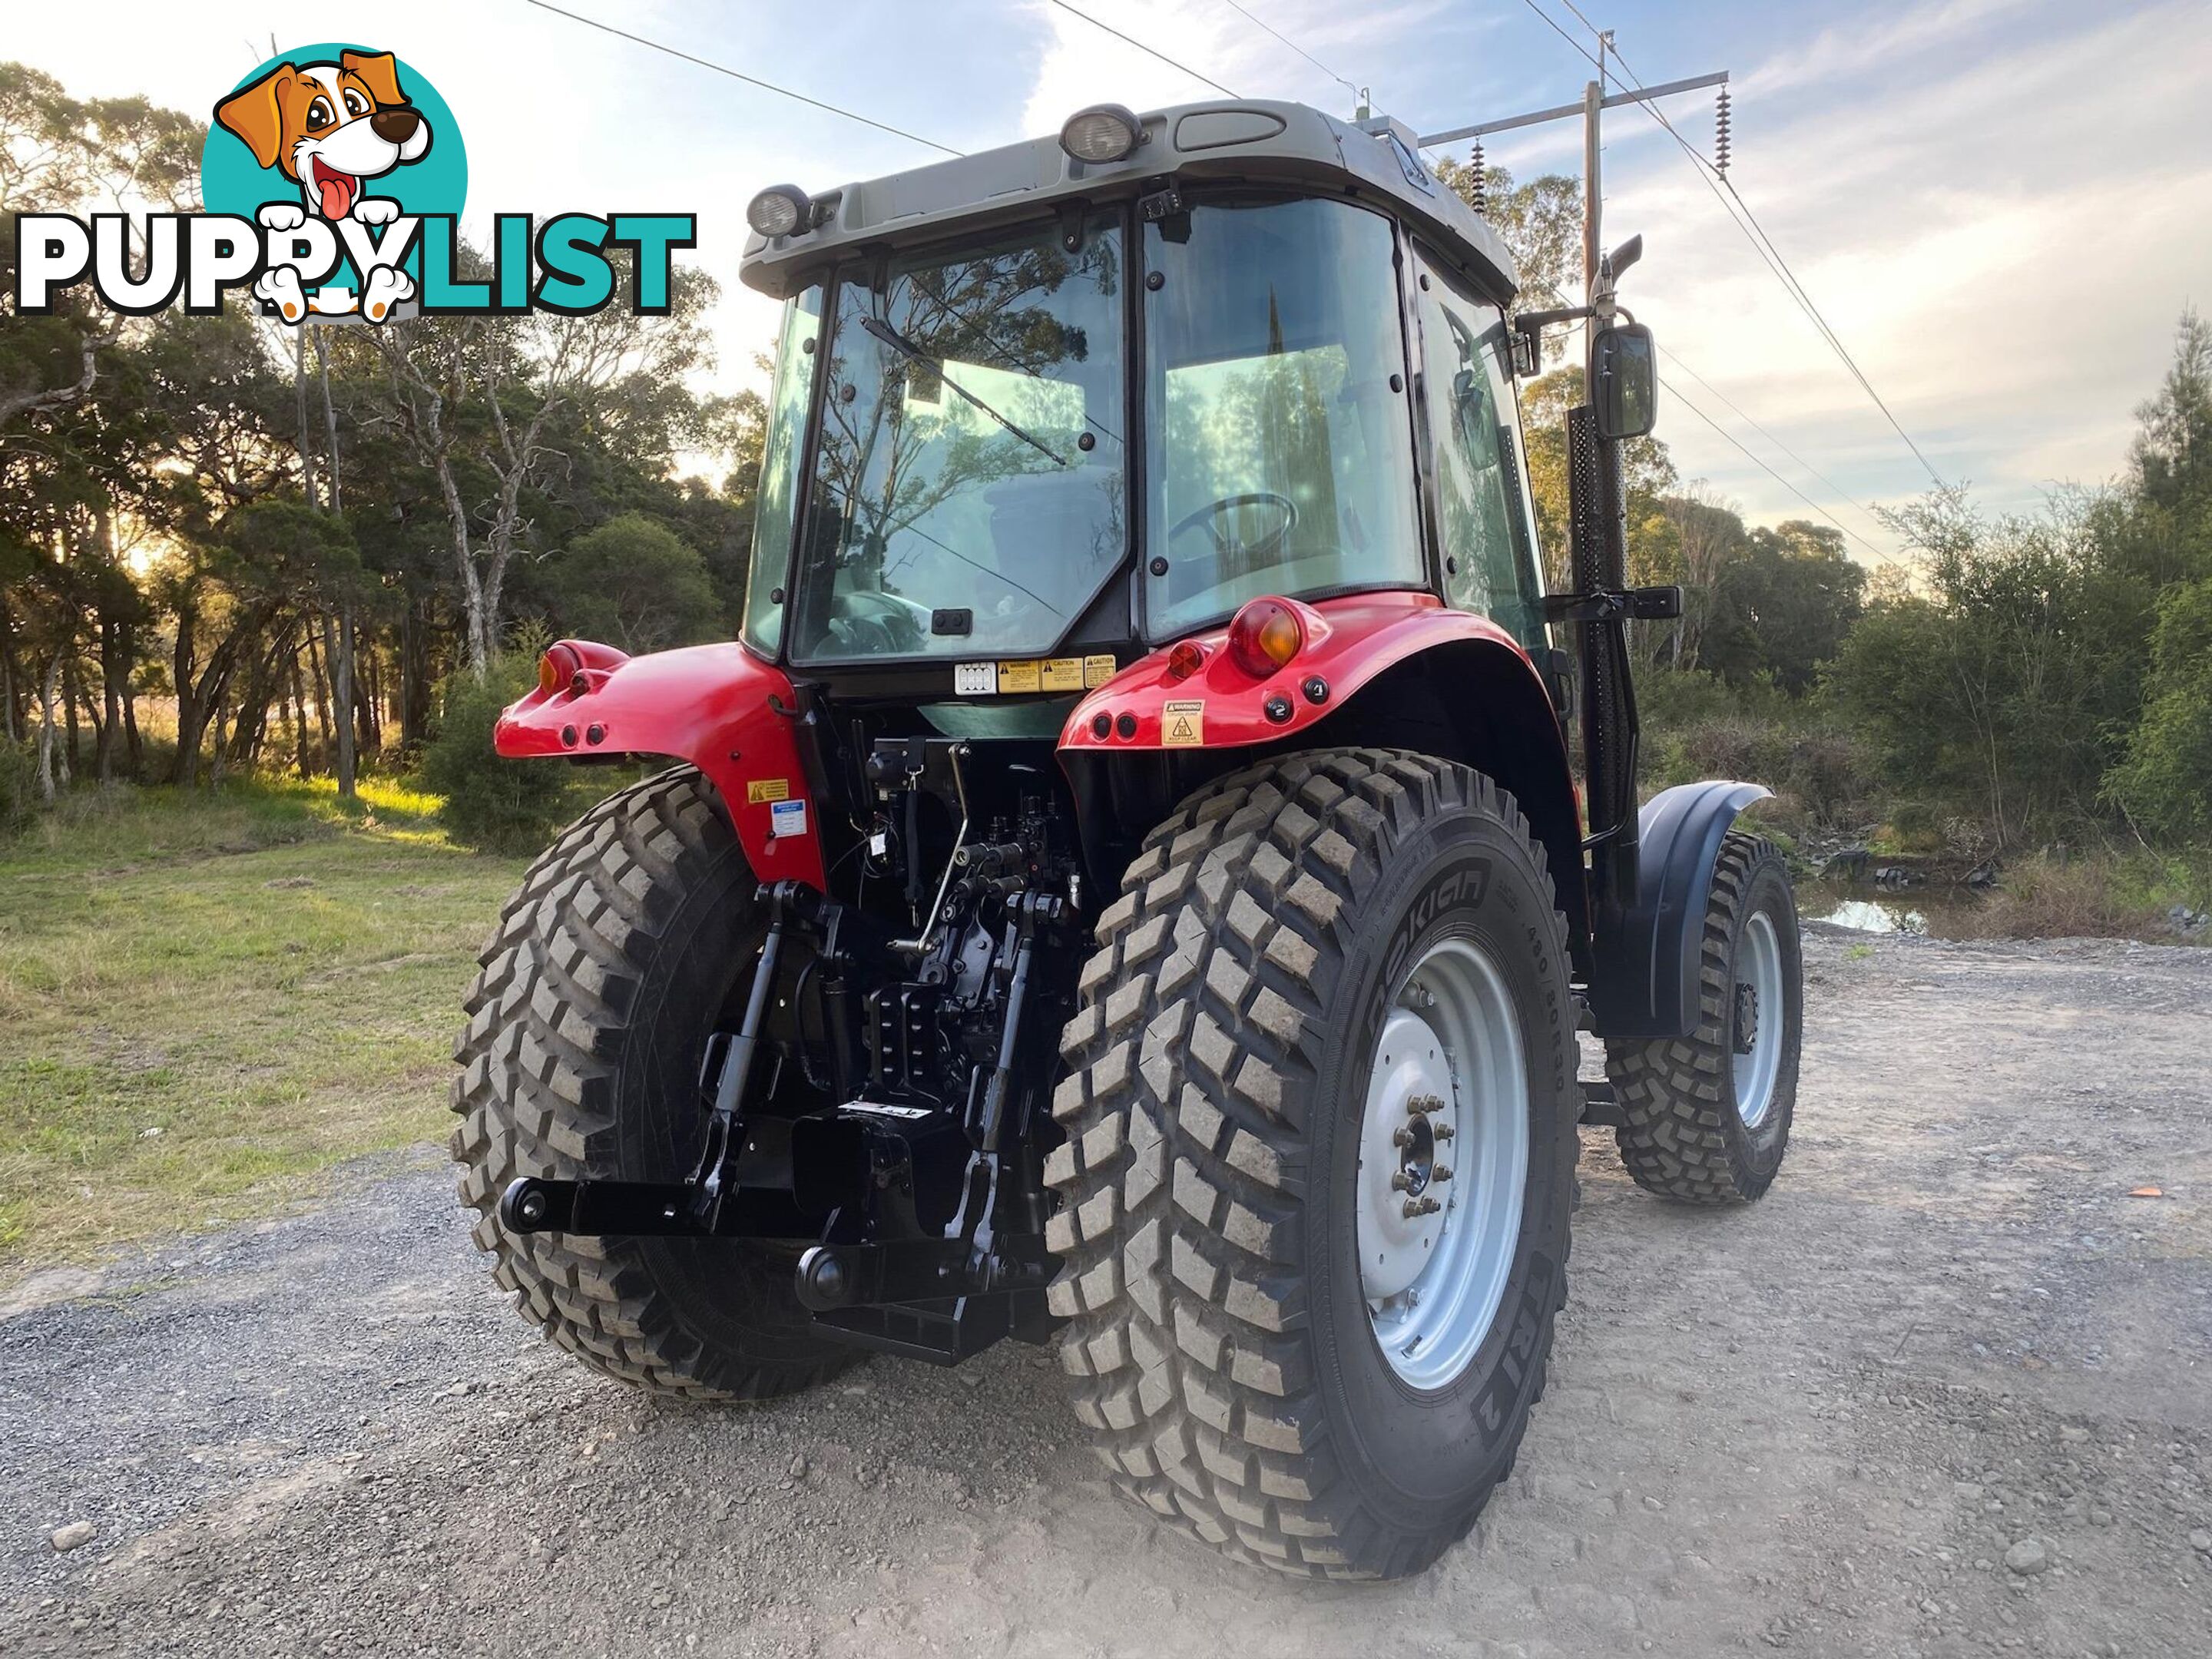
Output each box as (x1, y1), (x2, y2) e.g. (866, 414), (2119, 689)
(1591, 323), (1657, 440)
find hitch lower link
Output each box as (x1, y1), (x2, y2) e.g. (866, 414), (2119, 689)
(499, 878), (830, 1245)
(496, 882), (1068, 1363)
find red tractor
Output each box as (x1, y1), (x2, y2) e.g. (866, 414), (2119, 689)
(453, 98), (1803, 1581)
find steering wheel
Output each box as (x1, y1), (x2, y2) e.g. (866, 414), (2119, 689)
(1167, 491), (1300, 568)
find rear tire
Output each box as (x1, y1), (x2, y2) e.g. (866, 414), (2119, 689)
(450, 767), (853, 1400)
(1045, 749), (1579, 1579)
(1603, 832), (1802, 1204)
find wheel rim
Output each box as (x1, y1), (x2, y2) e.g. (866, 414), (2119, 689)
(1357, 936), (1529, 1389)
(1731, 910), (1785, 1128)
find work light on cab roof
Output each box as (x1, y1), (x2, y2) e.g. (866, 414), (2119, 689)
(1058, 103), (1142, 164)
(745, 184), (813, 238)
(466, 91), (1806, 1589)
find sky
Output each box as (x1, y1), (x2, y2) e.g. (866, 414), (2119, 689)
(11, 0), (2210, 561)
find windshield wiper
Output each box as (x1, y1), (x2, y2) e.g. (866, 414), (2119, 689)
(860, 316), (1071, 469)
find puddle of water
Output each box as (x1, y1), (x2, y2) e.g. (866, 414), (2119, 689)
(1797, 879), (1982, 939)
(1815, 897), (1926, 935)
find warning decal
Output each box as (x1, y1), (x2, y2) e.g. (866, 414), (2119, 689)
(1161, 700), (1205, 747)
(746, 778), (790, 803)
(997, 659), (1042, 694)
(1083, 654), (1118, 688)
(1040, 657), (1085, 692)
(769, 798), (808, 839)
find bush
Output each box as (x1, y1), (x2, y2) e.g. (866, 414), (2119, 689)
(420, 655), (578, 853)
(1638, 669), (1876, 827)
(0, 740), (38, 838)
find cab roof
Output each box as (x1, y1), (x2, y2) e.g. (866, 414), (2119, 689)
(737, 99), (1518, 305)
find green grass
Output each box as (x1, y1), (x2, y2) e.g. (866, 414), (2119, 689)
(0, 775), (531, 1276)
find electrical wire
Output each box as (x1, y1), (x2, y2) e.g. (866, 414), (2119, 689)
(1575, 12), (1950, 492)
(1216, 0), (1360, 105)
(519, 0), (965, 157)
(1657, 343), (1895, 548)
(1510, 0), (1946, 493)
(1661, 375), (1903, 566)
(1043, 0), (1240, 98)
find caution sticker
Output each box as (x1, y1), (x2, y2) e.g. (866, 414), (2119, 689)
(954, 661), (998, 696)
(1040, 657), (1085, 692)
(1161, 700), (1205, 747)
(997, 659), (1041, 694)
(1083, 654), (1118, 688)
(745, 777), (790, 804)
(769, 798), (808, 839)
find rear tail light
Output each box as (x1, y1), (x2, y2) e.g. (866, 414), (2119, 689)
(538, 644), (582, 697)
(1225, 597), (1303, 677)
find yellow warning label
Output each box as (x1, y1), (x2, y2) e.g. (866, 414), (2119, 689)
(1083, 654), (1118, 688)
(997, 659), (1041, 694)
(1040, 657), (1085, 692)
(746, 778), (790, 804)
(1161, 700), (1205, 748)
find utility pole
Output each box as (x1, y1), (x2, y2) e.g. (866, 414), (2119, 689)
(1417, 66), (1729, 316)
(1581, 78), (1602, 304)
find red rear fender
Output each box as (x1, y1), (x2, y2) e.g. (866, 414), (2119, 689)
(494, 640), (826, 889)
(1059, 591), (1540, 754)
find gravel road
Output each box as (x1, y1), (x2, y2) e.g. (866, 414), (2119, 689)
(3, 929), (2208, 1657)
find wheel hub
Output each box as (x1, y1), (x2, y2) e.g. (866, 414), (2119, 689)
(1732, 911), (1785, 1127)
(1358, 1011), (1456, 1303)
(1355, 938), (1531, 1389)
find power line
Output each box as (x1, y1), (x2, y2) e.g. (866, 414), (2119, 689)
(520, 0), (965, 157)
(1661, 374), (1902, 567)
(1657, 343), (1894, 545)
(1594, 24), (1951, 492)
(1510, 2), (1947, 494)
(1216, 0), (1359, 105)
(1044, 0), (1240, 98)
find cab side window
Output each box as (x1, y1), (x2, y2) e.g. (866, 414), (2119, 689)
(1414, 256), (1546, 649)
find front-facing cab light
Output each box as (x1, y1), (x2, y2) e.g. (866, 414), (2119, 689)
(747, 185), (813, 238)
(1226, 597), (1304, 677)
(1060, 104), (1143, 164)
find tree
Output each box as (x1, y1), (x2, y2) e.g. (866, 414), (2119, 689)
(545, 513), (721, 653)
(2106, 575), (2212, 845)
(1700, 519), (1866, 694)
(1827, 488), (2147, 846)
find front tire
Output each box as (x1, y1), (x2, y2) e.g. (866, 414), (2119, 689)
(1045, 750), (1579, 1579)
(1604, 832), (1803, 1204)
(450, 767), (853, 1400)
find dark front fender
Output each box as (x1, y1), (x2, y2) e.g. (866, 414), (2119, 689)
(1584, 780), (1773, 1039)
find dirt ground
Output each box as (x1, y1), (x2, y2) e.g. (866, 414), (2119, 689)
(2, 928), (2207, 1658)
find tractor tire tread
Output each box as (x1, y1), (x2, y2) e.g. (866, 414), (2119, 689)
(1048, 747), (1571, 1580)
(449, 767), (852, 1402)
(1603, 830), (1786, 1204)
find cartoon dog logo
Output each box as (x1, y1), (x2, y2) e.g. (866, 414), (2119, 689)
(214, 50), (429, 321)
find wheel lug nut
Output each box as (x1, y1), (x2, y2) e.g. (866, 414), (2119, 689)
(1432, 1164), (1453, 1183)
(1392, 1125), (1416, 1148)
(1389, 1171), (1414, 1192)
(1401, 1196), (1442, 1219)
(1432, 1121), (1455, 1141)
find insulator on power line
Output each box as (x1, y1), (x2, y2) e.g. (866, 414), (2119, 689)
(1470, 139), (1486, 215)
(1714, 88), (1732, 177)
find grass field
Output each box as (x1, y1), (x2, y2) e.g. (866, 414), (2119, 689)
(0, 778), (531, 1277)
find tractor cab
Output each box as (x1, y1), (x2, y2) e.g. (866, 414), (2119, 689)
(740, 101), (1547, 674)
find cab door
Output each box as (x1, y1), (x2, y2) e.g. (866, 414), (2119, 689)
(1409, 245), (1548, 653)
